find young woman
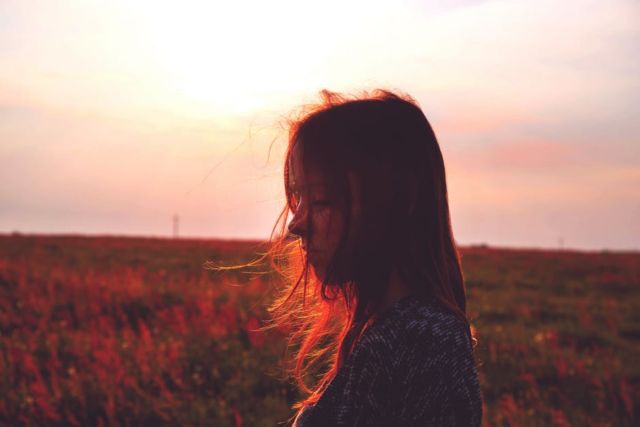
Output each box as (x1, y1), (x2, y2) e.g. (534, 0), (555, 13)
(266, 89), (483, 426)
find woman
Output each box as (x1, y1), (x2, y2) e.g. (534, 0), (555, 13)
(266, 89), (483, 427)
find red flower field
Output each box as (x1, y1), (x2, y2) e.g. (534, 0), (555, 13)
(0, 234), (638, 426)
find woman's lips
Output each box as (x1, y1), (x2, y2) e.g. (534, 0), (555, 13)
(301, 244), (316, 257)
(300, 242), (320, 258)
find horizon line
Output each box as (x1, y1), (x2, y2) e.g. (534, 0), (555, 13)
(1, 230), (638, 255)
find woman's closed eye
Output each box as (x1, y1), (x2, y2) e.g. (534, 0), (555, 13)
(311, 199), (332, 208)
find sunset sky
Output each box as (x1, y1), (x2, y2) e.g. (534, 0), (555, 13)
(1, 0), (638, 250)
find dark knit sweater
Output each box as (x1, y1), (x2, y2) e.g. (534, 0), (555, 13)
(291, 295), (483, 427)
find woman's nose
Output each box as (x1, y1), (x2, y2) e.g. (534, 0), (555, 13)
(288, 210), (307, 238)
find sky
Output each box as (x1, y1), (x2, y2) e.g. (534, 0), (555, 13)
(1, 0), (639, 250)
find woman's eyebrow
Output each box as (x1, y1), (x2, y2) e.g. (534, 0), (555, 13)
(290, 182), (327, 193)
(306, 181), (327, 189)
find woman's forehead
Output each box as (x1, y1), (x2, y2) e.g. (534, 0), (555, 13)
(288, 143), (330, 192)
(289, 170), (328, 193)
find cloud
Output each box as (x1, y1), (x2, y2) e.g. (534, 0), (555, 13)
(479, 140), (575, 170)
(445, 139), (577, 173)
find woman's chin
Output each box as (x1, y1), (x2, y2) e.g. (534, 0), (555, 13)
(311, 266), (346, 287)
(309, 264), (325, 280)
(308, 255), (348, 285)
(310, 263), (331, 284)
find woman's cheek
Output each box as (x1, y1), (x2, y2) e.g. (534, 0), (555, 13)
(313, 212), (332, 240)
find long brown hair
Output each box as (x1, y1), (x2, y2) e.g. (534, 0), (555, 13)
(262, 89), (473, 416)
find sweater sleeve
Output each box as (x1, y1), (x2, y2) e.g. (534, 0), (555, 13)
(392, 317), (483, 427)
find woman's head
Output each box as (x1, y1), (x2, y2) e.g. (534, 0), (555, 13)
(283, 90), (465, 313)
(267, 89), (472, 411)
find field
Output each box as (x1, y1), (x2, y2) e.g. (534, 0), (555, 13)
(0, 234), (638, 426)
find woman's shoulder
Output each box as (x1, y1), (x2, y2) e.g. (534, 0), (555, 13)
(349, 294), (474, 379)
(341, 295), (481, 424)
(361, 295), (471, 351)
(297, 295), (482, 427)
(377, 295), (482, 425)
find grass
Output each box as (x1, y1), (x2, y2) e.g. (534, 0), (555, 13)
(0, 234), (638, 426)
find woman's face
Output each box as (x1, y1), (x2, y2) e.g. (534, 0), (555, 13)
(287, 142), (360, 282)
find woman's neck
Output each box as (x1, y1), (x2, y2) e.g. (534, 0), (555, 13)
(378, 268), (414, 314)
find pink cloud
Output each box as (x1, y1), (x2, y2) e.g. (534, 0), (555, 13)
(445, 139), (578, 173)
(485, 140), (576, 170)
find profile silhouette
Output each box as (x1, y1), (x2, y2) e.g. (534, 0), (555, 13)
(265, 89), (482, 427)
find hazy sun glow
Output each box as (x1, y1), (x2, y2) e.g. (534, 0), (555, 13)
(110, 0), (360, 116)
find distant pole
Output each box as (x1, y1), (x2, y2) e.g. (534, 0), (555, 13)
(558, 237), (564, 251)
(173, 214), (180, 239)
